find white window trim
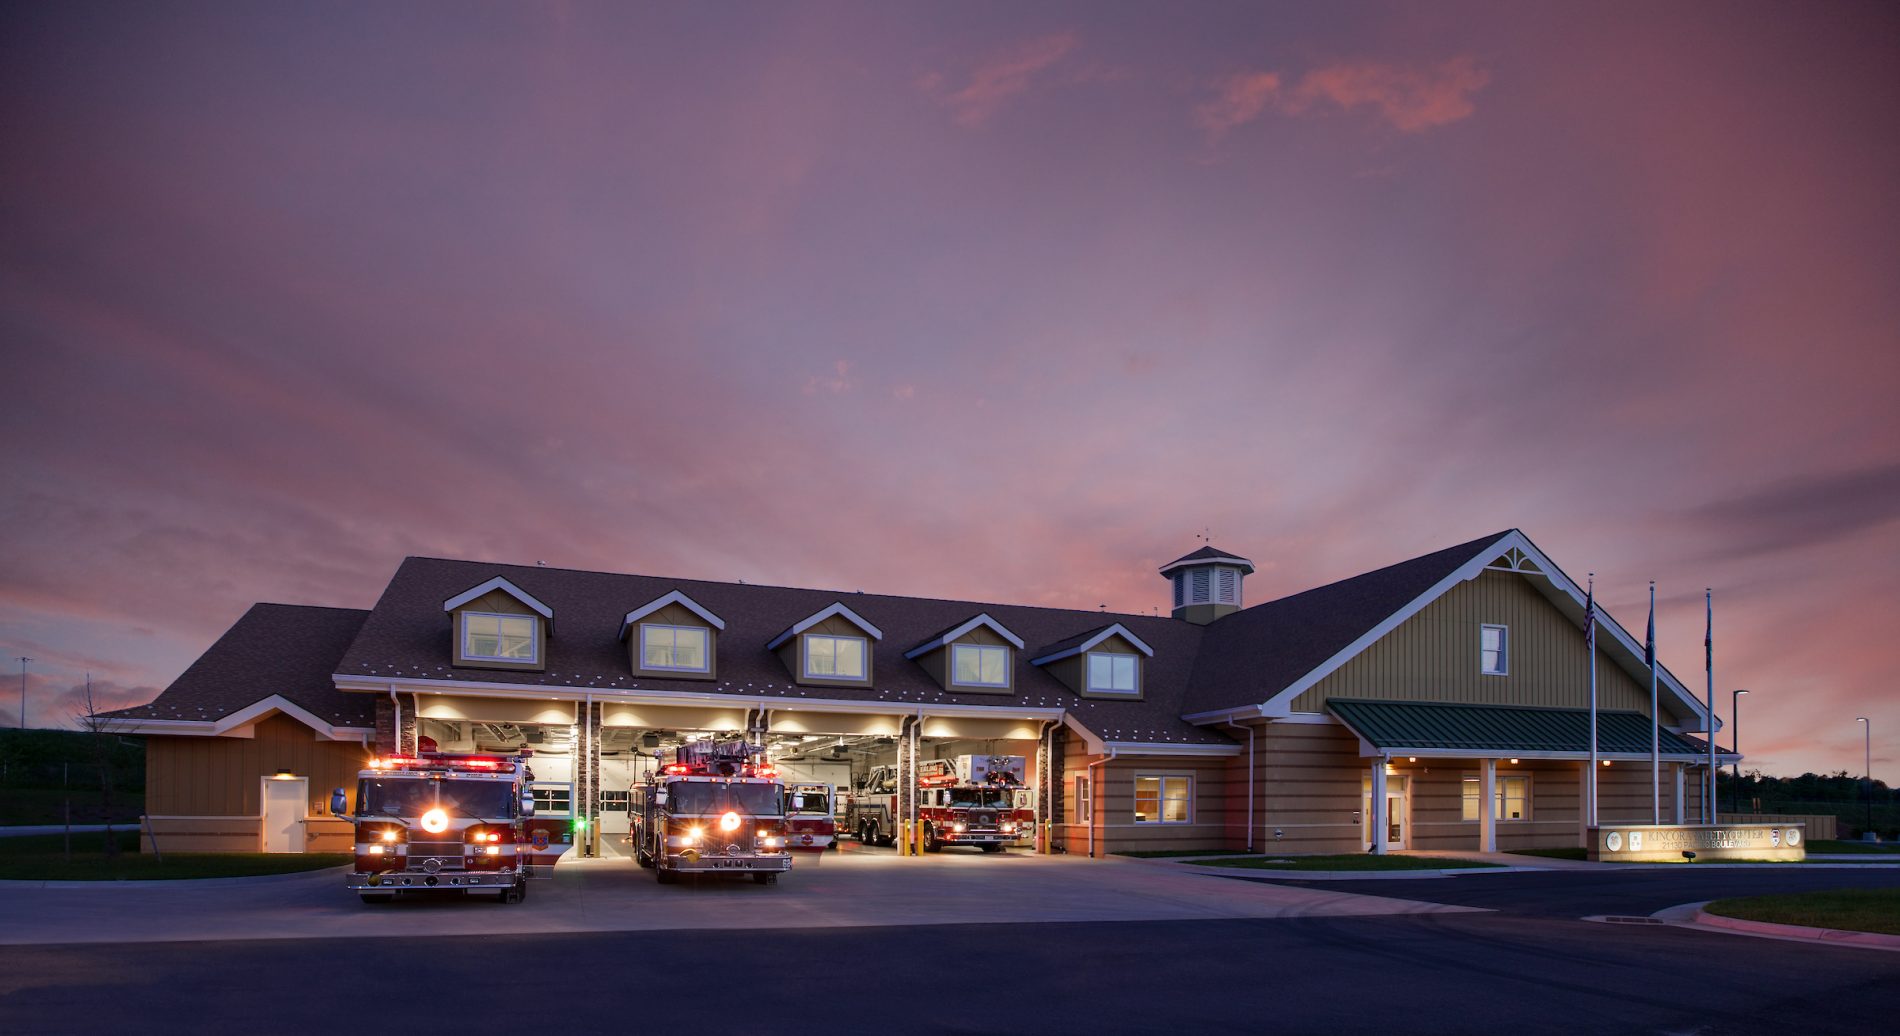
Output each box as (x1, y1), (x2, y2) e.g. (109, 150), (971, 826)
(1133, 773), (1194, 824)
(1480, 623), (1509, 676)
(950, 643), (1010, 688)
(804, 633), (869, 681)
(639, 623), (711, 673)
(1074, 775), (1093, 824)
(462, 611), (540, 663)
(1085, 651), (1139, 694)
(1461, 772), (1533, 822)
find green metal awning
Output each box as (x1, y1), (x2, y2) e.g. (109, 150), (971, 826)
(1326, 699), (1721, 759)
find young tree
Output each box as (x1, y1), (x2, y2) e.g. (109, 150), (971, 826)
(70, 678), (124, 860)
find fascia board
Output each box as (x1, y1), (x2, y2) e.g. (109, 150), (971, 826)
(442, 576), (555, 622)
(619, 590), (728, 639)
(902, 613), (1026, 659)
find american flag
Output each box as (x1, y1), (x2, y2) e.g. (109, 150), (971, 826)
(1644, 586), (1655, 669)
(1583, 577), (1597, 645)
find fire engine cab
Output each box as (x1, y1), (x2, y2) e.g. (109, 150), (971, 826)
(784, 782), (837, 851)
(846, 755), (1027, 853)
(330, 752), (537, 905)
(630, 741), (793, 885)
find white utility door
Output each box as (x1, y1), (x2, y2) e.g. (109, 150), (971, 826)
(1362, 775), (1410, 851)
(263, 778), (308, 853)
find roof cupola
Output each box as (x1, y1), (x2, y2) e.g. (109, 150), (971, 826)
(1160, 545), (1254, 624)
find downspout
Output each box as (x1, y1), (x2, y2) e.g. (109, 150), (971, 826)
(1087, 743), (1117, 859)
(584, 691), (595, 857)
(1226, 718), (1256, 853)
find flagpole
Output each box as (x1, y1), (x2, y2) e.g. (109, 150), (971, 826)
(1648, 581), (1660, 825)
(1587, 573), (1598, 829)
(1704, 587), (1716, 825)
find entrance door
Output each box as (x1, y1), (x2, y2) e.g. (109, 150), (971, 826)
(1361, 776), (1409, 850)
(263, 777), (307, 853)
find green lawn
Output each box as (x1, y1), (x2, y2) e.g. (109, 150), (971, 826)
(1507, 847), (1588, 861)
(1705, 888), (1900, 936)
(0, 830), (349, 881)
(1807, 839), (1900, 855)
(1191, 853), (1500, 871)
(1114, 848), (1257, 859)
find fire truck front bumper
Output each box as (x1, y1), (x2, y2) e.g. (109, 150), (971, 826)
(662, 851), (793, 875)
(346, 869), (521, 891)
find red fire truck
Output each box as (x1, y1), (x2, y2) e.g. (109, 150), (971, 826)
(844, 755), (1026, 852)
(784, 782), (837, 851)
(630, 741), (793, 885)
(330, 752), (537, 904)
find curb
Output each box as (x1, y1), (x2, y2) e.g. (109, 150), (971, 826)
(0, 865), (351, 890)
(1691, 906), (1900, 951)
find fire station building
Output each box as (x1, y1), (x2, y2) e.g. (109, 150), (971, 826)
(106, 529), (1726, 859)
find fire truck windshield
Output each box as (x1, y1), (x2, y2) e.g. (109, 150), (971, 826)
(946, 788), (1014, 808)
(665, 780), (782, 816)
(358, 777), (515, 820)
(788, 791), (830, 814)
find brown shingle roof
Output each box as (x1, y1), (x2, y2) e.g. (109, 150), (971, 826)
(339, 558), (1232, 746)
(1182, 532), (1512, 715)
(105, 604), (372, 726)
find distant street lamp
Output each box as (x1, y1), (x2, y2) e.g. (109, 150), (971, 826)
(1858, 717), (1872, 837)
(1731, 689), (1749, 814)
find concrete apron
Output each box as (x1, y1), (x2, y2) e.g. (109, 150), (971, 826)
(0, 849), (1483, 947)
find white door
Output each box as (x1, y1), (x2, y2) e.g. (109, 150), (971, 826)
(263, 778), (308, 853)
(1362, 776), (1410, 851)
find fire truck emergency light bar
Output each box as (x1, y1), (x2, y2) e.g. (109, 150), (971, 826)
(369, 753), (520, 773)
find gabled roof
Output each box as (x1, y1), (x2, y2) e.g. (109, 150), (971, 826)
(618, 589), (726, 639)
(1029, 622), (1156, 665)
(103, 604), (373, 733)
(443, 576), (555, 626)
(1328, 700), (1722, 758)
(765, 602), (885, 650)
(903, 613), (1024, 659)
(1183, 532), (1510, 718)
(1159, 545), (1255, 576)
(1182, 530), (1715, 731)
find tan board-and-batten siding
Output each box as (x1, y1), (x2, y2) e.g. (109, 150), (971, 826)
(143, 713), (368, 852)
(1291, 570), (1682, 722)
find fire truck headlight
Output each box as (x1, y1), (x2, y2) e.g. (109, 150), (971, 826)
(952, 822), (967, 833)
(719, 811), (741, 833)
(368, 845), (384, 856)
(1002, 823), (1016, 833)
(484, 846), (500, 856)
(420, 808), (450, 834)
(380, 829), (399, 842)
(686, 827), (703, 844)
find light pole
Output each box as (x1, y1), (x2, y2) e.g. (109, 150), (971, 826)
(15, 657), (27, 730)
(1858, 717), (1871, 838)
(1730, 689), (1748, 814)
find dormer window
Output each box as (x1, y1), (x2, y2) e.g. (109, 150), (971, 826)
(952, 644), (1009, 687)
(769, 602), (883, 688)
(464, 612), (537, 662)
(444, 575), (553, 672)
(1087, 651), (1138, 694)
(805, 634), (867, 680)
(642, 624), (709, 672)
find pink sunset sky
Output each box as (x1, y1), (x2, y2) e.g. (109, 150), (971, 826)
(2, 2), (1895, 781)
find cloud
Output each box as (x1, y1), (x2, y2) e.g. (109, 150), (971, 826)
(1195, 71), (1282, 140)
(803, 359), (854, 394)
(1290, 57), (1490, 132)
(1682, 461), (1900, 561)
(928, 32), (1079, 128)
(1197, 57), (1488, 139)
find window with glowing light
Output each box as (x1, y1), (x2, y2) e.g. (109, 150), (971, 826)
(1461, 774), (1531, 821)
(641, 624), (709, 671)
(951, 644), (1009, 687)
(805, 634), (867, 680)
(463, 612), (538, 663)
(1134, 775), (1192, 823)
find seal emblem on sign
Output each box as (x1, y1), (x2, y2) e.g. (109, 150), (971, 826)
(531, 828), (550, 851)
(1787, 828), (1802, 846)
(1771, 828), (1781, 847)
(1628, 831), (1643, 852)
(1606, 831), (1624, 852)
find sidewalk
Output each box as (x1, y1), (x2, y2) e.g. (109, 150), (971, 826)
(0, 824), (114, 838)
